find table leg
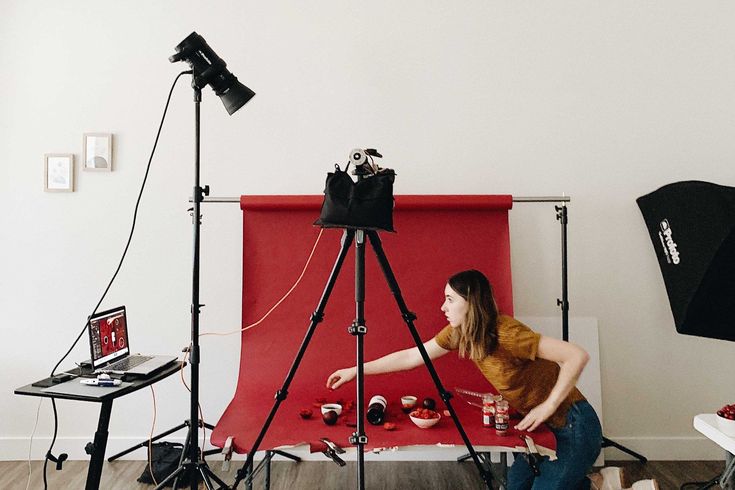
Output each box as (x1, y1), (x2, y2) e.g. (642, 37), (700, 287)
(722, 451), (735, 489)
(86, 400), (113, 490)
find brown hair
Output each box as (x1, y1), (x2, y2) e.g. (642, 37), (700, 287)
(447, 269), (499, 361)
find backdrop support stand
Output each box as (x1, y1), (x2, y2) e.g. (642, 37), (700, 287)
(555, 203), (647, 464)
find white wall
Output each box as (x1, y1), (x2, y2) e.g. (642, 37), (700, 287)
(2, 1), (735, 461)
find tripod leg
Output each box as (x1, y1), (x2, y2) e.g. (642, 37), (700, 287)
(107, 422), (188, 461)
(201, 464), (230, 490)
(366, 230), (494, 489)
(272, 449), (301, 462)
(265, 451), (272, 490)
(197, 465), (215, 490)
(154, 465), (187, 490)
(457, 453), (473, 462)
(168, 424), (193, 490)
(231, 230), (356, 490)
(601, 436), (648, 463)
(349, 229), (367, 490)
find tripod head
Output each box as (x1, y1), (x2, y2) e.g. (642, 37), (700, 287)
(348, 148), (382, 178)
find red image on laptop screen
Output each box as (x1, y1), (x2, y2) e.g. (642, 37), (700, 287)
(89, 306), (130, 368)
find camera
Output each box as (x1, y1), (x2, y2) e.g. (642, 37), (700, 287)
(348, 148), (383, 177)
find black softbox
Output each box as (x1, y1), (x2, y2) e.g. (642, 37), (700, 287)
(637, 180), (735, 342)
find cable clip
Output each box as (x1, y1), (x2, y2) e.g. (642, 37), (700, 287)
(46, 451), (68, 471)
(349, 434), (368, 445)
(402, 311), (417, 322)
(348, 324), (367, 335)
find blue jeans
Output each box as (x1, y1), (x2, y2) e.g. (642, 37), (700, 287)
(507, 401), (602, 490)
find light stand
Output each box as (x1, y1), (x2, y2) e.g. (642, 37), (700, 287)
(151, 32), (256, 490)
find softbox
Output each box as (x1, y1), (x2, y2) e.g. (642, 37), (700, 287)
(637, 180), (735, 342)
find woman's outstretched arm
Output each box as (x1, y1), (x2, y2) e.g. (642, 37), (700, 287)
(326, 338), (449, 390)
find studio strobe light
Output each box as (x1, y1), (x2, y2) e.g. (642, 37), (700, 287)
(170, 32), (255, 115)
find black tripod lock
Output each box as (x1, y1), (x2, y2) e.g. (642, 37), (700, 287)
(232, 228), (493, 490)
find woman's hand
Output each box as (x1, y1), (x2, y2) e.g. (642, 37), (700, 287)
(515, 400), (557, 432)
(326, 367), (356, 390)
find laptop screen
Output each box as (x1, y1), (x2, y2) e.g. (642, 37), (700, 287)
(89, 306), (130, 368)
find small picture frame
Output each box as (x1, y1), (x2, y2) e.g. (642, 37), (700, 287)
(44, 154), (75, 192)
(83, 132), (112, 171)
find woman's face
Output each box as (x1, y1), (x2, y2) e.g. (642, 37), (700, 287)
(441, 283), (469, 328)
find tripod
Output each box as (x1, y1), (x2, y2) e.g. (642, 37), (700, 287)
(231, 227), (493, 490)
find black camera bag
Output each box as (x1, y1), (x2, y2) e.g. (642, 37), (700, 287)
(314, 165), (395, 232)
(137, 442), (190, 487)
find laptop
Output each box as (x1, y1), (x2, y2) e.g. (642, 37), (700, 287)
(88, 306), (177, 376)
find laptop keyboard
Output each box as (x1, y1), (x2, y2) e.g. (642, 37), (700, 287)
(107, 355), (153, 371)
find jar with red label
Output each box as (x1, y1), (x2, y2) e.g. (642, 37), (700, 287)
(494, 398), (509, 436)
(482, 394), (495, 428)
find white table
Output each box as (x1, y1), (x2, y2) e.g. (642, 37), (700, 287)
(693, 414), (735, 488)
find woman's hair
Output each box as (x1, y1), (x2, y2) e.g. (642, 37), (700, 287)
(447, 269), (499, 361)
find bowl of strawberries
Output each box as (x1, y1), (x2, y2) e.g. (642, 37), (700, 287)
(409, 408), (441, 429)
(716, 403), (735, 437)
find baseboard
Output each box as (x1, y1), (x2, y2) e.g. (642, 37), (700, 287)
(0, 436), (727, 461)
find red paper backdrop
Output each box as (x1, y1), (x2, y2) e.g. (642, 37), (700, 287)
(210, 195), (555, 454)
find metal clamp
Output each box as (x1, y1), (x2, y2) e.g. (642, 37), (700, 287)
(221, 436), (234, 472)
(521, 435), (543, 476)
(320, 438), (346, 467)
(320, 438), (345, 454)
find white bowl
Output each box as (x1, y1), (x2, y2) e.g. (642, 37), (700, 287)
(409, 412), (441, 429)
(321, 403), (342, 416)
(401, 395), (418, 409)
(716, 414), (735, 437)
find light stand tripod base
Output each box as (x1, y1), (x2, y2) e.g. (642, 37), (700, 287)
(107, 419), (216, 462)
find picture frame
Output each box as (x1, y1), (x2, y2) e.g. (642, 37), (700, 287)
(83, 132), (112, 171)
(44, 154), (75, 192)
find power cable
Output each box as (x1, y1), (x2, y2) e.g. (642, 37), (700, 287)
(41, 69), (191, 489)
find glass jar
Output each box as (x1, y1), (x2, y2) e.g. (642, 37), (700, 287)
(482, 394), (495, 428)
(495, 398), (509, 436)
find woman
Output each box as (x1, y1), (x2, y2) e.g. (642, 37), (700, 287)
(326, 269), (602, 489)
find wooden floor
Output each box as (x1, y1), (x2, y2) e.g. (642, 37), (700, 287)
(0, 459), (726, 489)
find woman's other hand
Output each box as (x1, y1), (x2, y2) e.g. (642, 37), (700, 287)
(326, 367), (356, 390)
(515, 400), (556, 432)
